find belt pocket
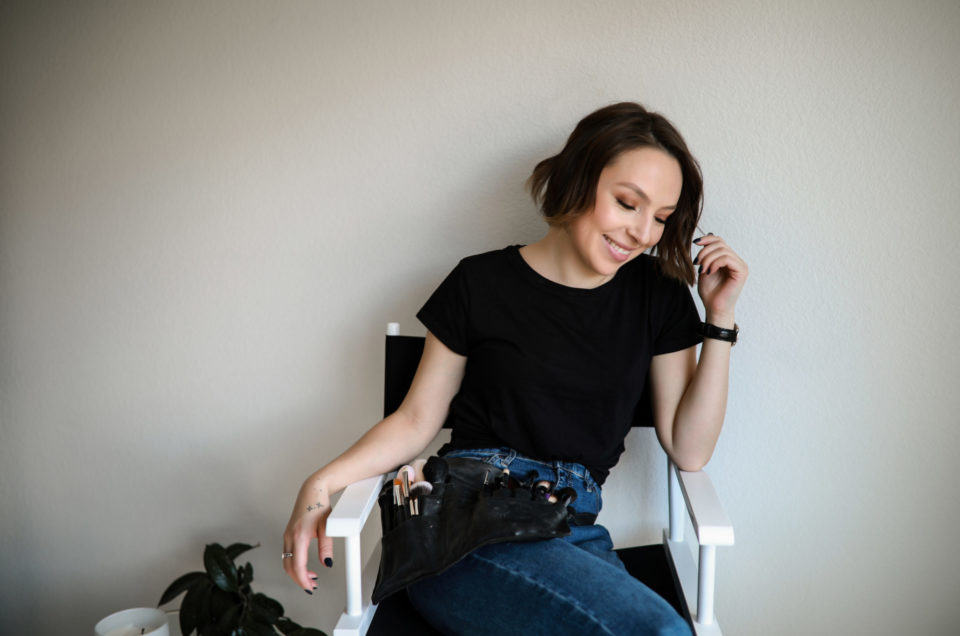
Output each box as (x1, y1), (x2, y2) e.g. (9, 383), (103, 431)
(372, 456), (573, 604)
(569, 512), (598, 526)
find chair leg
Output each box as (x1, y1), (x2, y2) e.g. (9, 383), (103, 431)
(696, 544), (716, 626)
(345, 535), (363, 616)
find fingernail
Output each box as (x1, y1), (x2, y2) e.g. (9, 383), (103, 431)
(304, 589), (313, 595)
(708, 232), (714, 236)
(311, 576), (318, 581)
(693, 237), (702, 245)
(324, 557), (333, 568)
(699, 265), (703, 274)
(693, 255), (699, 265)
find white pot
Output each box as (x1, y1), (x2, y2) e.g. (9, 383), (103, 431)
(94, 607), (170, 636)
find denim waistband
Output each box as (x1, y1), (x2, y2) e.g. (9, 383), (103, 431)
(439, 447), (602, 519)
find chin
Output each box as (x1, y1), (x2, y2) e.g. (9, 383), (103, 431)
(591, 258), (624, 279)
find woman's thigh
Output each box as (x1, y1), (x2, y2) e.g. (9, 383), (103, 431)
(406, 536), (690, 636)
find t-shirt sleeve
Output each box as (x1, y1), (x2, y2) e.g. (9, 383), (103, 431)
(416, 261), (471, 356)
(652, 278), (703, 355)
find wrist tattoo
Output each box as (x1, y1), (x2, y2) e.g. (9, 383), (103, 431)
(305, 489), (324, 512)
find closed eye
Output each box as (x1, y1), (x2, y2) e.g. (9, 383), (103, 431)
(619, 198), (669, 225)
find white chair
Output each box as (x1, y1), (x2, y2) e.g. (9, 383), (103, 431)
(327, 323), (734, 635)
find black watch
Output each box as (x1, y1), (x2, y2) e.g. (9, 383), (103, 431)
(699, 322), (738, 345)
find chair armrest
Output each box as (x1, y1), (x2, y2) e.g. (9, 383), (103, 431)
(666, 461), (733, 632)
(674, 465), (734, 547)
(327, 474), (385, 538)
(327, 473), (387, 630)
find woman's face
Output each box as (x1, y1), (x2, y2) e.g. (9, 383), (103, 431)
(566, 146), (683, 284)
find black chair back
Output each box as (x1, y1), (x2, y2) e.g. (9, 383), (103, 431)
(383, 335), (425, 419)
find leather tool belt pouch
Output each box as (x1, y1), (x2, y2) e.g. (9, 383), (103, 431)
(372, 456), (574, 603)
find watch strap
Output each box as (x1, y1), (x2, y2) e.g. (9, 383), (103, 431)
(699, 322), (738, 345)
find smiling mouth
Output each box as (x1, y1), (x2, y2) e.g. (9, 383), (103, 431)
(603, 235), (633, 256)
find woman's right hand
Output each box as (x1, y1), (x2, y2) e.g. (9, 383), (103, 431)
(282, 474), (333, 594)
(279, 331), (467, 592)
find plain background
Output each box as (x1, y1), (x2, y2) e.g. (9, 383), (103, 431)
(2, 1), (959, 634)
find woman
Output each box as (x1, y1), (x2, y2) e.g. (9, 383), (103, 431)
(283, 102), (747, 635)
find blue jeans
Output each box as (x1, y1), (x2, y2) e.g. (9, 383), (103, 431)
(406, 448), (691, 636)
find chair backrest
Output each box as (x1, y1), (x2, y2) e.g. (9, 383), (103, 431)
(383, 334), (425, 419)
(383, 334), (655, 428)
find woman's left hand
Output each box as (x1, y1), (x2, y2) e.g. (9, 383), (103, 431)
(694, 234), (748, 323)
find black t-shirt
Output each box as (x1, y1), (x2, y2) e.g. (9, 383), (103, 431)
(417, 245), (702, 485)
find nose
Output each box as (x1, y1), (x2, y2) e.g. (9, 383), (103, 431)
(627, 212), (656, 247)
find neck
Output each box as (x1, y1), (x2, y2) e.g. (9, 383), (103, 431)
(520, 227), (612, 289)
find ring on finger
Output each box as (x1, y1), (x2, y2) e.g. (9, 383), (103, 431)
(281, 552), (294, 559)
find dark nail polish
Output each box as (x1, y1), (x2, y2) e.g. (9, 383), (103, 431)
(324, 557), (333, 568)
(693, 255), (699, 265)
(693, 237), (702, 245)
(699, 265), (703, 274)
(304, 589), (313, 595)
(311, 576), (318, 581)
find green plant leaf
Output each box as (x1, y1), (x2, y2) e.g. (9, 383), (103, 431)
(225, 542), (259, 560)
(240, 618), (277, 636)
(288, 629), (327, 636)
(209, 586), (237, 619)
(194, 582), (215, 629)
(274, 617), (301, 635)
(216, 603), (241, 633)
(238, 562), (254, 595)
(204, 543), (239, 593)
(180, 581), (212, 635)
(249, 593), (283, 624)
(158, 571), (208, 606)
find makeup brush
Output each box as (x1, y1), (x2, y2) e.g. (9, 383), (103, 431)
(409, 480), (433, 498)
(409, 480), (433, 516)
(411, 458), (428, 483)
(533, 480), (554, 499)
(556, 487), (578, 507)
(398, 464), (416, 488)
(393, 477), (404, 521)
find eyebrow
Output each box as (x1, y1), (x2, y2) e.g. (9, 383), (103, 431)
(615, 182), (677, 211)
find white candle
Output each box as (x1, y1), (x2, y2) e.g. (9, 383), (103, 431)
(94, 608), (169, 636)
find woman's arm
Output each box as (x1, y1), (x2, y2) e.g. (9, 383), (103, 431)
(650, 234), (747, 471)
(282, 331), (466, 592)
(650, 338), (730, 471)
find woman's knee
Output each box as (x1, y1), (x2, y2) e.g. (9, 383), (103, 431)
(596, 586), (691, 636)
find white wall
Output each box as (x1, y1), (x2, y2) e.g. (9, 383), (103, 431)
(2, 1), (958, 634)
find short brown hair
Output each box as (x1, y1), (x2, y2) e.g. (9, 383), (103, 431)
(527, 102), (702, 285)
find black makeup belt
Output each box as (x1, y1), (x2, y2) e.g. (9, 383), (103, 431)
(372, 456), (587, 603)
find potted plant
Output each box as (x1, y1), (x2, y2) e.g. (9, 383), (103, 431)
(159, 542), (326, 636)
